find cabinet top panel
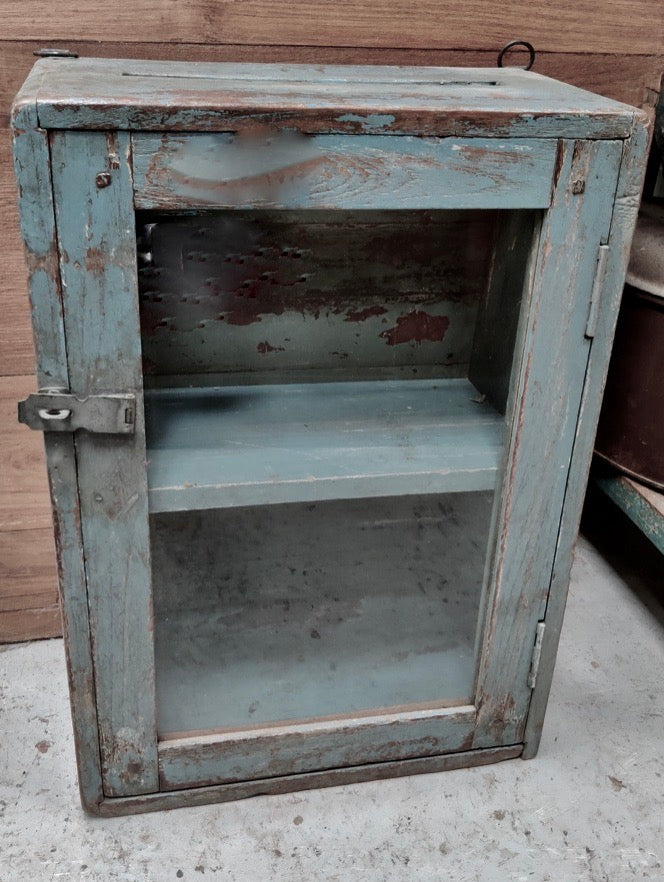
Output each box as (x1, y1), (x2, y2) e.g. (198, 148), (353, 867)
(13, 57), (642, 139)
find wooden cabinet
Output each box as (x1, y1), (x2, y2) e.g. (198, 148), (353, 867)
(12, 57), (647, 815)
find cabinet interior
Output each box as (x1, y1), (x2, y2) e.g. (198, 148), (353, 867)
(136, 207), (538, 737)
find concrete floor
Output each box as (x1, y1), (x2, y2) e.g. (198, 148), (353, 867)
(1, 507), (663, 881)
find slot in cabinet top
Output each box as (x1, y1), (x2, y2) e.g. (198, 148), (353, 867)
(13, 57), (643, 138)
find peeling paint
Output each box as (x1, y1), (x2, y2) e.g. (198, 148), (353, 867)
(257, 341), (285, 354)
(344, 305), (388, 323)
(336, 113), (396, 132)
(380, 311), (451, 346)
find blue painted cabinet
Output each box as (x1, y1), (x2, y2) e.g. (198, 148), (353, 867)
(12, 58), (647, 815)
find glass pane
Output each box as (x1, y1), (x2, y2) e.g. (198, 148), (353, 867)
(137, 208), (537, 737)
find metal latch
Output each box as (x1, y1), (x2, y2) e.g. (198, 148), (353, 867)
(527, 621), (546, 689)
(18, 390), (136, 435)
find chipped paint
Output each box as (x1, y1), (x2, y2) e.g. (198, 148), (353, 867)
(257, 340), (285, 354)
(344, 305), (388, 323)
(380, 311), (451, 346)
(336, 113), (396, 132)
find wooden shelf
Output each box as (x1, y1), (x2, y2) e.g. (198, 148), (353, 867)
(145, 377), (505, 512)
(594, 467), (664, 555)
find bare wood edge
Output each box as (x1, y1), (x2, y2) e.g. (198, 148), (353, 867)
(160, 696), (470, 741)
(522, 112), (650, 760)
(11, 96), (105, 809)
(159, 705), (476, 753)
(88, 744), (523, 817)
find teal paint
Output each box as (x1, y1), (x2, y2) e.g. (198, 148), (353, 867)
(11, 75), (105, 811)
(523, 117), (651, 759)
(12, 57), (648, 813)
(594, 472), (664, 555)
(336, 112), (396, 131)
(31, 58), (634, 139)
(472, 138), (624, 750)
(145, 378), (504, 512)
(133, 133), (558, 210)
(158, 706), (477, 790)
(50, 130), (158, 797)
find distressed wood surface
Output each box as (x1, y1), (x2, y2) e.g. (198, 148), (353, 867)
(11, 70), (67, 389)
(25, 58), (638, 138)
(3, 44), (663, 377)
(469, 211), (538, 413)
(2, 44), (662, 131)
(523, 119), (649, 758)
(472, 137), (626, 749)
(6, 46), (650, 807)
(3, 2), (661, 55)
(138, 209), (494, 379)
(49, 130), (158, 797)
(97, 744), (522, 816)
(158, 705), (476, 789)
(145, 379), (503, 511)
(134, 134), (557, 210)
(11, 95), (103, 808)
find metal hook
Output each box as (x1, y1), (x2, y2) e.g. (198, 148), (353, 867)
(497, 40), (536, 71)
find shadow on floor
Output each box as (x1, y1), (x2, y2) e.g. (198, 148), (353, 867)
(581, 480), (664, 625)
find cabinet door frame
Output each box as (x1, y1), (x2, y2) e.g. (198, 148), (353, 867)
(20, 121), (643, 808)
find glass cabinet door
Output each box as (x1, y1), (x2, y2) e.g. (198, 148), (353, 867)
(138, 207), (534, 738)
(48, 129), (623, 795)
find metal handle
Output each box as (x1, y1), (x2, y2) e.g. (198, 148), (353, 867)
(497, 40), (536, 71)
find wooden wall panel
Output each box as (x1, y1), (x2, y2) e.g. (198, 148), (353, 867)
(0, 376), (58, 642)
(0, 375), (52, 532)
(0, 130), (34, 377)
(3, 1), (663, 55)
(0, 20), (662, 643)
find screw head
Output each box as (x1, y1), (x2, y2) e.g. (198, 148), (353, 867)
(95, 172), (112, 189)
(571, 179), (586, 195)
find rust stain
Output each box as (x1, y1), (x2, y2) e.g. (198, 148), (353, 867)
(138, 212), (494, 338)
(551, 140), (566, 193)
(344, 305), (388, 323)
(256, 340), (285, 354)
(572, 139), (584, 166)
(456, 144), (520, 166)
(85, 246), (106, 276)
(36, 740), (51, 754)
(380, 311), (450, 346)
(105, 131), (121, 169)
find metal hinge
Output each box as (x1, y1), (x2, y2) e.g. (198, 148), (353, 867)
(527, 621), (546, 689)
(585, 244), (610, 339)
(18, 390), (136, 435)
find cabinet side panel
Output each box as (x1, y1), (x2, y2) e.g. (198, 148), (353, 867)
(523, 119), (649, 758)
(472, 138), (624, 748)
(12, 98), (104, 811)
(50, 130), (158, 796)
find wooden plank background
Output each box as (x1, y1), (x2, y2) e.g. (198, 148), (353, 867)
(1, 7), (662, 642)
